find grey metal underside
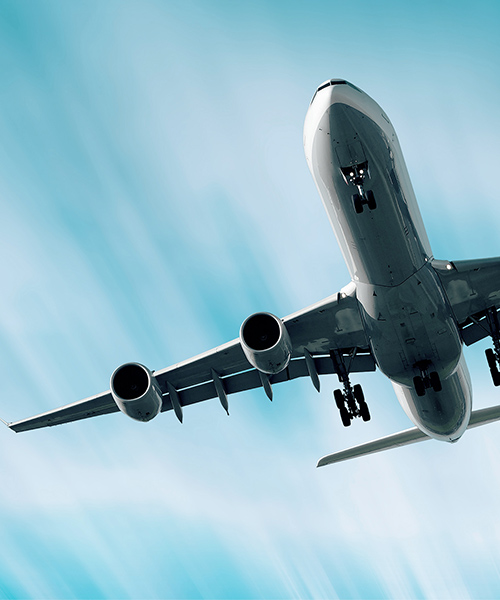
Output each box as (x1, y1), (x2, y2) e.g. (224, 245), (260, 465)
(317, 403), (500, 467)
(8, 291), (374, 433)
(432, 257), (500, 345)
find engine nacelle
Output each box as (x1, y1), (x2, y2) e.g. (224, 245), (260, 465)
(110, 362), (162, 422)
(240, 312), (292, 374)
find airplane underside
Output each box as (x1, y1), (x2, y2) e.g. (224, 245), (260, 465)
(358, 265), (469, 442)
(7, 78), (500, 467)
(304, 80), (486, 444)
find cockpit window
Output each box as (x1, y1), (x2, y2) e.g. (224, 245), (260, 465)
(310, 79), (349, 104)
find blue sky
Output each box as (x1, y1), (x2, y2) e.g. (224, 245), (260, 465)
(1, 1), (500, 598)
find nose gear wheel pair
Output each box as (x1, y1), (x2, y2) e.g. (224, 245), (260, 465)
(340, 162), (377, 214)
(353, 190), (377, 214)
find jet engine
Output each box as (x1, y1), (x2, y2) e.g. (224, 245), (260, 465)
(110, 362), (163, 422)
(240, 312), (292, 374)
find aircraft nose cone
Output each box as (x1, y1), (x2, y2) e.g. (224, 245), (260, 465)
(315, 79), (348, 93)
(311, 79), (348, 104)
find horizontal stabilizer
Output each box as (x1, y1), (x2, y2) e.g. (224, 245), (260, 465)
(317, 404), (500, 467)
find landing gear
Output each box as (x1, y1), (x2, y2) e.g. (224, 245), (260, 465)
(485, 309), (500, 386)
(331, 349), (371, 427)
(334, 389), (352, 426)
(366, 190), (377, 210)
(351, 190), (377, 214)
(413, 375), (426, 397)
(413, 363), (442, 396)
(353, 193), (363, 214)
(486, 349), (500, 386)
(429, 371), (442, 392)
(341, 162), (377, 213)
(354, 384), (371, 421)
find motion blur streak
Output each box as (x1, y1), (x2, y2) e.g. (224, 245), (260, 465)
(1, 1), (500, 598)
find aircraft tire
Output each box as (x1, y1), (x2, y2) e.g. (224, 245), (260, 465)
(359, 401), (371, 422)
(492, 370), (500, 387)
(366, 190), (377, 210)
(429, 371), (442, 392)
(340, 406), (352, 427)
(353, 194), (363, 214)
(413, 375), (426, 397)
(486, 348), (497, 371)
(353, 384), (364, 403)
(334, 389), (345, 409)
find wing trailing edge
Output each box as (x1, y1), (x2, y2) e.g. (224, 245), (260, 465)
(317, 404), (500, 467)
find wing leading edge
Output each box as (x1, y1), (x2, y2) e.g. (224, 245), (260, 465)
(7, 288), (376, 433)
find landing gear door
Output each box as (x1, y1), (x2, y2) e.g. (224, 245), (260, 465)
(335, 140), (366, 169)
(335, 141), (369, 185)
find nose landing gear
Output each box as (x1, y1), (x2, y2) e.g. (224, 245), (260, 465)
(340, 163), (377, 214)
(331, 349), (371, 427)
(352, 190), (377, 214)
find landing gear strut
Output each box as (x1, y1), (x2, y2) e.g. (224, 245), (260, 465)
(412, 362), (442, 397)
(485, 309), (500, 386)
(331, 349), (371, 427)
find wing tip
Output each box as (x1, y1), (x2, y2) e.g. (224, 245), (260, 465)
(0, 417), (16, 432)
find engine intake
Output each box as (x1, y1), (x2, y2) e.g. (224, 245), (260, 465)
(110, 362), (162, 422)
(240, 312), (292, 374)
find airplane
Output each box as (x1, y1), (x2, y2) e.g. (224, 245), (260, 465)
(6, 79), (500, 467)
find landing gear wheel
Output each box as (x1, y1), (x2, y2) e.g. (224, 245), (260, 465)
(334, 389), (344, 409)
(339, 406), (352, 427)
(366, 190), (377, 210)
(429, 371), (442, 392)
(353, 384), (364, 403)
(486, 348), (497, 371)
(353, 193), (363, 214)
(413, 375), (426, 397)
(359, 401), (371, 422)
(485, 349), (500, 385)
(334, 389), (351, 426)
(484, 310), (500, 387)
(353, 384), (370, 421)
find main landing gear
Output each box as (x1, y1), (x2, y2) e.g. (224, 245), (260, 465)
(412, 362), (442, 397)
(331, 349), (370, 427)
(485, 309), (500, 386)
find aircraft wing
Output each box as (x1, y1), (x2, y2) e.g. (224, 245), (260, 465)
(8, 288), (376, 433)
(317, 403), (500, 466)
(433, 257), (500, 345)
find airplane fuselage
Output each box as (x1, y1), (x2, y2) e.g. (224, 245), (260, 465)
(304, 80), (472, 442)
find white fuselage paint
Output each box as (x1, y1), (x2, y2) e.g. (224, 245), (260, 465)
(304, 81), (472, 442)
